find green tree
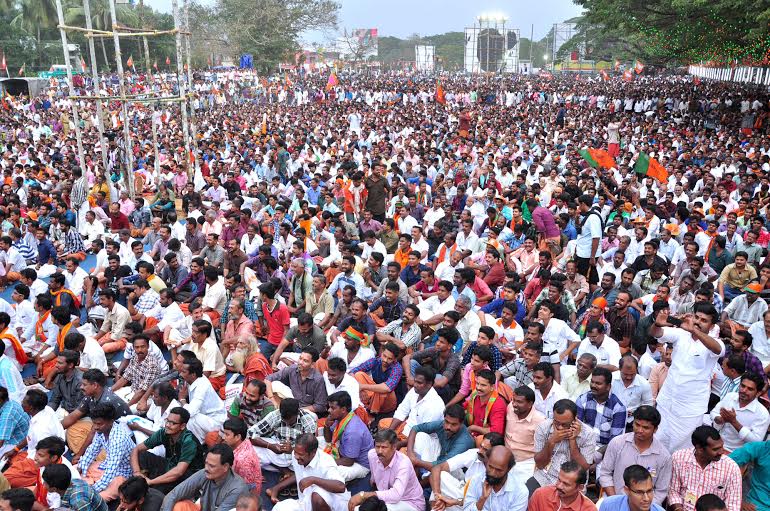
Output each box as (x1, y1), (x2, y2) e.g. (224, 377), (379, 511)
(574, 0), (770, 64)
(203, 0), (339, 71)
(10, 0), (57, 67)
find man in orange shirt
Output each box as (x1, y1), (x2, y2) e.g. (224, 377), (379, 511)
(529, 460), (597, 511)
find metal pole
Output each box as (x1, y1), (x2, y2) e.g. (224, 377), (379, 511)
(108, 0), (135, 198)
(172, 0), (191, 179)
(55, 0), (86, 169)
(83, 0), (109, 173)
(183, 0), (200, 177)
(529, 24), (534, 70)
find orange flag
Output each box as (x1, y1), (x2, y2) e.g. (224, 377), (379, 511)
(436, 80), (446, 105)
(126, 55), (134, 69)
(599, 69), (609, 81)
(622, 69), (633, 82)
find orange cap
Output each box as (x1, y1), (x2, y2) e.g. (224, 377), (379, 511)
(592, 297), (608, 309)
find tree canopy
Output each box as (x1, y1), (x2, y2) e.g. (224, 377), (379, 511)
(574, 0), (770, 65)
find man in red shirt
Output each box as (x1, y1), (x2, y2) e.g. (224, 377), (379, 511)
(484, 249), (506, 292)
(108, 203), (130, 232)
(259, 282), (289, 360)
(464, 369), (506, 445)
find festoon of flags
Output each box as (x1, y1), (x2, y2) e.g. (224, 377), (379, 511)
(634, 60), (644, 74)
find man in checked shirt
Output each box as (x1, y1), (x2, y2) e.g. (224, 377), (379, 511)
(667, 426), (742, 511)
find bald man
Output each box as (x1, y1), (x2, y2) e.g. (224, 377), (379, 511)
(463, 445), (528, 511)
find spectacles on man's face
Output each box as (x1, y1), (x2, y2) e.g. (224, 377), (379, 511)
(627, 486), (654, 498)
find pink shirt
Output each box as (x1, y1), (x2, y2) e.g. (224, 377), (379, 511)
(368, 450), (425, 511)
(233, 439), (263, 493)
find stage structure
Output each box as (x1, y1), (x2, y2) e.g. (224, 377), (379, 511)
(464, 13), (520, 73)
(415, 45), (435, 72)
(551, 22), (578, 64)
(54, 0), (199, 198)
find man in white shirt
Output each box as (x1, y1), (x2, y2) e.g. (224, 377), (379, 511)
(747, 311), (770, 368)
(611, 356), (654, 425)
(709, 372), (770, 453)
(323, 357), (362, 411)
(577, 322), (622, 372)
(9, 284), (35, 350)
(380, 366), (445, 445)
(574, 195), (603, 290)
(178, 356), (226, 443)
(529, 362), (568, 419)
(201, 268), (227, 326)
(78, 211), (105, 251)
(62, 258), (89, 299)
(269, 434), (349, 511)
(651, 304), (724, 453)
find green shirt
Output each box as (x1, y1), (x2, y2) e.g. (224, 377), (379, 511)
(144, 428), (204, 472)
(730, 441), (770, 511)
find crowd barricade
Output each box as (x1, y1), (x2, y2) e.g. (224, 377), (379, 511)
(689, 64), (770, 85)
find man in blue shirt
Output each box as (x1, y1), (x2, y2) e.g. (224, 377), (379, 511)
(599, 465), (665, 511)
(406, 405), (475, 474)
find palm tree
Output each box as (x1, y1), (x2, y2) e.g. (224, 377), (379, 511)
(65, 0), (139, 72)
(11, 0), (58, 67)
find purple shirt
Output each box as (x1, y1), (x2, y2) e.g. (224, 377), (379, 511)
(335, 414), (373, 468)
(368, 450), (425, 511)
(532, 206), (560, 238)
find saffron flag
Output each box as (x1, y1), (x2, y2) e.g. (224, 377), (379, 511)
(165, 56), (171, 66)
(326, 71), (339, 91)
(17, 63), (24, 77)
(634, 152), (668, 183)
(126, 55), (134, 69)
(436, 80), (446, 105)
(579, 148), (616, 169)
(0, 51), (6, 71)
(614, 59), (621, 70)
(599, 69), (609, 81)
(80, 57), (87, 73)
(153, 60), (158, 71)
(285, 74), (293, 87)
(622, 69), (633, 82)
(634, 60), (644, 74)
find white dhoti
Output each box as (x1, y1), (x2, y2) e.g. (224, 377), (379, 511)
(413, 432), (441, 466)
(512, 457), (536, 483)
(429, 471), (470, 511)
(77, 202), (90, 230)
(186, 413), (224, 444)
(657, 398), (702, 452)
(356, 502), (419, 511)
(253, 438), (294, 469)
(336, 462), (370, 482)
(273, 485), (351, 511)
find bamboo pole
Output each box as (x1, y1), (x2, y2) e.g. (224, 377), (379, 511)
(54, 0), (87, 169)
(83, 0), (109, 173)
(172, 0), (191, 178)
(142, 27), (161, 182)
(58, 25), (184, 37)
(183, 0), (200, 177)
(108, 0), (135, 199)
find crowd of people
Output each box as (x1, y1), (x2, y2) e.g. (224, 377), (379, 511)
(0, 67), (765, 511)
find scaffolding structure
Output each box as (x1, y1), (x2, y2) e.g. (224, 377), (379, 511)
(54, 0), (198, 198)
(550, 23), (577, 63)
(464, 14), (520, 73)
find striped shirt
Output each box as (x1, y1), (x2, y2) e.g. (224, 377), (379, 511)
(63, 228), (86, 255)
(667, 448), (742, 511)
(575, 392), (627, 446)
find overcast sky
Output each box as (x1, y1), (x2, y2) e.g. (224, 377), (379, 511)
(146, 0), (582, 42)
